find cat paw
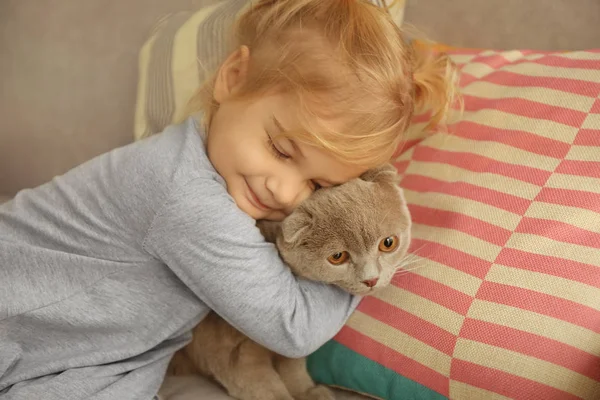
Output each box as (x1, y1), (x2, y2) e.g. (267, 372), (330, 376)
(294, 385), (335, 400)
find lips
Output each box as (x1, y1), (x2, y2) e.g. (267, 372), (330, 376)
(245, 180), (271, 211)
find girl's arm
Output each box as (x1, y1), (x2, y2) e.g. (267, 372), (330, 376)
(143, 178), (360, 358)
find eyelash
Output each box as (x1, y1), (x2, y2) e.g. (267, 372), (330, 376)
(267, 135), (321, 191)
(267, 136), (290, 160)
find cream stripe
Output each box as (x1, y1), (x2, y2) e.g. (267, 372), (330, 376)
(462, 81), (595, 112)
(582, 113), (600, 129)
(393, 146), (414, 162)
(526, 201), (600, 231)
(477, 50), (499, 57)
(405, 161), (543, 200)
(403, 121), (430, 141)
(408, 258), (483, 297)
(449, 54), (477, 65)
(506, 233), (600, 268)
(469, 300), (600, 354)
(546, 173), (600, 195)
(462, 109), (579, 142)
(346, 311), (452, 376)
(143, 12), (191, 137)
(423, 132), (561, 172)
(411, 223), (503, 262)
(449, 380), (512, 400)
(566, 145), (600, 162)
(486, 264), (600, 312)
(555, 51), (600, 61)
(498, 50), (532, 62)
(460, 62), (496, 79)
(404, 189), (522, 230)
(375, 286), (465, 336)
(378, 0), (406, 25)
(134, 27), (158, 141)
(503, 63), (600, 84)
(466, 50), (544, 62)
(454, 339), (600, 398)
(170, 6), (219, 124)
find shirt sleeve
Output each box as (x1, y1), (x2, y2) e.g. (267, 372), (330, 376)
(142, 177), (360, 358)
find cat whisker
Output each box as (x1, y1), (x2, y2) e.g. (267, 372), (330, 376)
(398, 254), (420, 266)
(393, 257), (428, 276)
(396, 264), (427, 274)
(406, 243), (429, 258)
(399, 260), (423, 269)
(398, 252), (424, 266)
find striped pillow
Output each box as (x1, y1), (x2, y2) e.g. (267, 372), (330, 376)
(134, 0), (406, 141)
(307, 49), (600, 399)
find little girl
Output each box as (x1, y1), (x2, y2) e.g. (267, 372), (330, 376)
(0, 0), (458, 399)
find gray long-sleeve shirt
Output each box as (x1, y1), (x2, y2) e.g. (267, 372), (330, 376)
(0, 118), (358, 400)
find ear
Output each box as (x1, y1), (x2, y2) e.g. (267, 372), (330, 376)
(214, 45), (250, 104)
(281, 208), (313, 245)
(360, 163), (399, 185)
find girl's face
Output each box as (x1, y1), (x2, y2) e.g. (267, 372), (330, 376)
(207, 93), (365, 221)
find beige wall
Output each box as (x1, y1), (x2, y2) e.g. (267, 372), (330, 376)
(404, 0), (600, 50)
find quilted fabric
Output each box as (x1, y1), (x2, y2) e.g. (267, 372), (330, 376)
(308, 49), (600, 399)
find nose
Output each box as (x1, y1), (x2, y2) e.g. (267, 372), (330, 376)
(362, 277), (379, 288)
(266, 174), (310, 209)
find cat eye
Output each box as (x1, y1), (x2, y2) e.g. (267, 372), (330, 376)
(379, 236), (399, 252)
(327, 251), (349, 265)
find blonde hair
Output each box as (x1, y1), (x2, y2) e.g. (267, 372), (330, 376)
(186, 0), (460, 167)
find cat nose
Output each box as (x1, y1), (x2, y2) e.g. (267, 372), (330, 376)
(362, 277), (379, 288)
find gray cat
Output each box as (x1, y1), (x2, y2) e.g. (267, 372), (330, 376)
(167, 164), (412, 400)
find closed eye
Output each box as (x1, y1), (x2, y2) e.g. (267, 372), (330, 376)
(267, 135), (290, 160)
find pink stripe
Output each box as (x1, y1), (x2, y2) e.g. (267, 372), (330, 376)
(412, 146), (551, 186)
(392, 270), (473, 315)
(467, 53), (514, 69)
(456, 120), (571, 158)
(358, 296), (458, 355)
(536, 187), (600, 214)
(532, 54), (600, 70)
(476, 70), (600, 97)
(393, 139), (423, 157)
(409, 239), (492, 279)
(335, 327), (449, 396)
(463, 95), (588, 128)
(477, 281), (600, 333)
(516, 217), (600, 249)
(556, 159), (600, 178)
(412, 111), (433, 124)
(408, 204), (512, 247)
(574, 129), (600, 146)
(495, 248), (600, 289)
(460, 319), (600, 381)
(459, 72), (479, 88)
(393, 160), (410, 174)
(591, 98), (600, 114)
(401, 174), (532, 214)
(451, 360), (582, 400)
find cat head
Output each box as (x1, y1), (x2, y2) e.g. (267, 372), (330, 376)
(276, 164), (412, 295)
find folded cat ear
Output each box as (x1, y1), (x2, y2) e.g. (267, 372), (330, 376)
(360, 163), (399, 185)
(281, 208), (313, 245)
